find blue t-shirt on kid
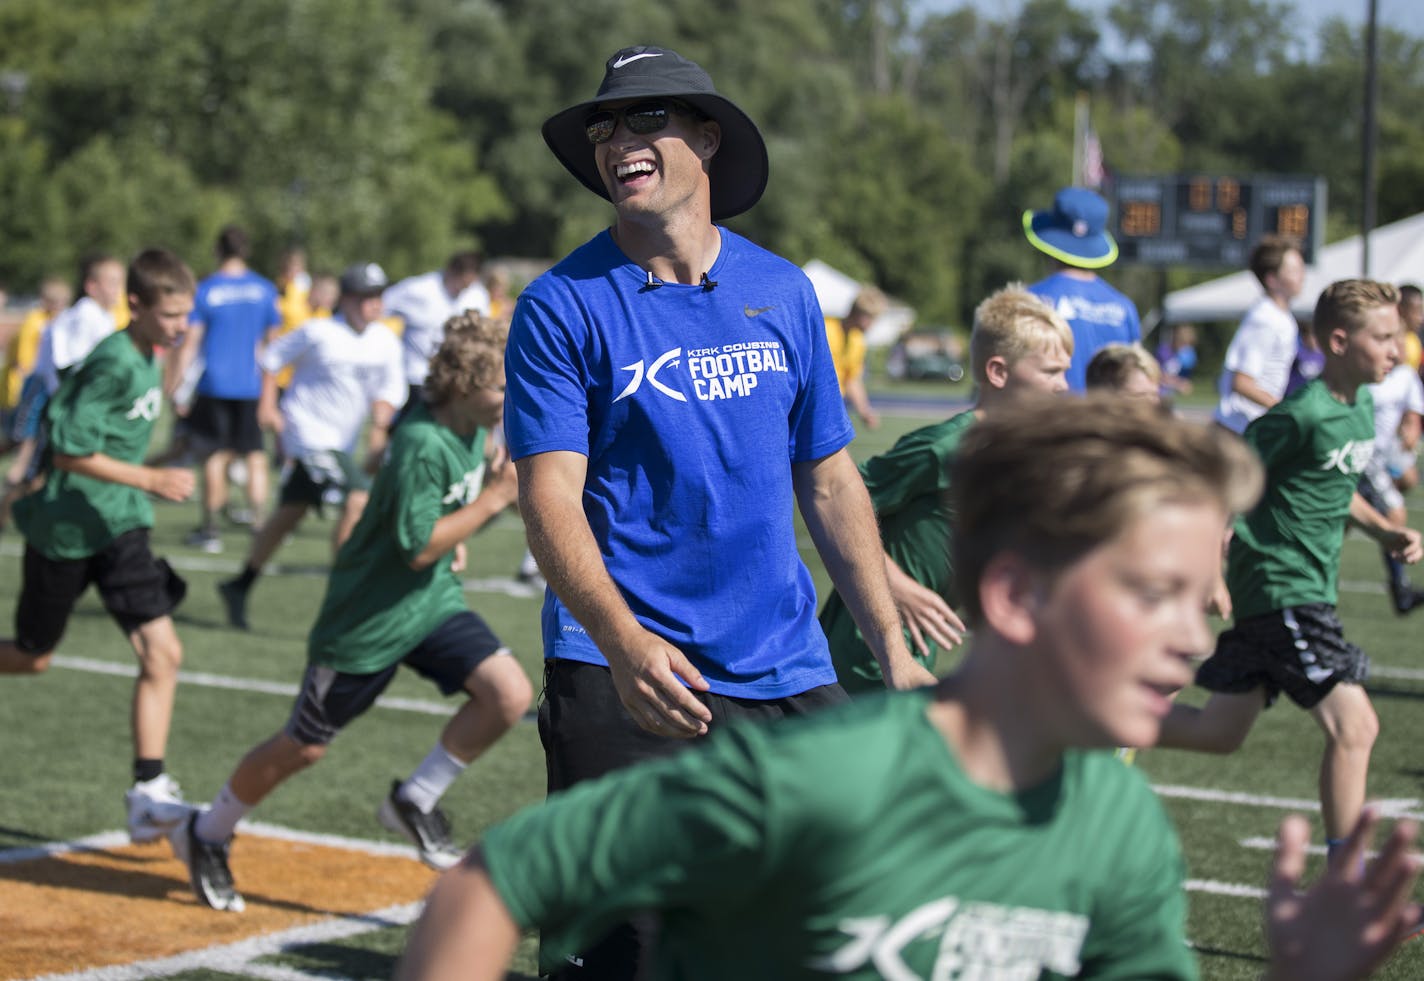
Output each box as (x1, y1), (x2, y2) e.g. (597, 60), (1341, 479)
(505, 227), (853, 700)
(1028, 271), (1141, 392)
(191, 270), (282, 399)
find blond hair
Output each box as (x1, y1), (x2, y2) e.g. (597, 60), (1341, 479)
(970, 285), (1074, 384)
(1085, 343), (1160, 392)
(848, 286), (888, 322)
(1312, 279), (1401, 349)
(424, 312), (508, 407)
(950, 394), (1261, 624)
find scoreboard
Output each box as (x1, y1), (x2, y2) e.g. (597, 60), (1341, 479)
(1109, 174), (1326, 268)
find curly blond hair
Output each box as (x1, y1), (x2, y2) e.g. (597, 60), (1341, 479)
(424, 312), (508, 407)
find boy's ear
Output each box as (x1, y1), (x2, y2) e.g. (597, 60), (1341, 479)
(1327, 326), (1350, 356)
(984, 355), (1010, 390)
(977, 551), (1041, 645)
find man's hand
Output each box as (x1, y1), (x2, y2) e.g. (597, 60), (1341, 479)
(885, 558), (964, 655)
(603, 628), (712, 738)
(1264, 810), (1421, 981)
(147, 467), (195, 502)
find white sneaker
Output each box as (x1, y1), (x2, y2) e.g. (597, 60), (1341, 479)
(126, 774), (194, 843)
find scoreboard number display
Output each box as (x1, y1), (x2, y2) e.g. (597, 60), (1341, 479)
(1110, 175), (1326, 267)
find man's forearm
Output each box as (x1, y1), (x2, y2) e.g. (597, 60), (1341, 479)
(793, 451), (906, 673)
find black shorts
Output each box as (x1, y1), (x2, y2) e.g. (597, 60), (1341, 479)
(188, 395), (263, 455)
(1196, 603), (1367, 709)
(285, 610), (505, 745)
(279, 450), (371, 510)
(537, 658), (848, 790)
(14, 529), (188, 654)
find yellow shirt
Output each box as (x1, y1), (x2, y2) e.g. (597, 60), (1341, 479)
(3, 308), (49, 408)
(1404, 330), (1421, 371)
(824, 317), (866, 393)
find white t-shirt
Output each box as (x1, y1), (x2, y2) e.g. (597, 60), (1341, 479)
(260, 316), (406, 459)
(1367, 363), (1424, 455)
(1214, 296), (1299, 433)
(382, 270), (491, 386)
(33, 297), (117, 394)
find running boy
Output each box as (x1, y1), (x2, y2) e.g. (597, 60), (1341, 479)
(399, 396), (1422, 981)
(0, 248), (197, 843)
(821, 285), (1071, 693)
(173, 313), (531, 912)
(1159, 279), (1423, 867)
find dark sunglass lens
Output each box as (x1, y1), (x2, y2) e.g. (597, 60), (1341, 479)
(584, 111), (616, 144)
(625, 104), (670, 135)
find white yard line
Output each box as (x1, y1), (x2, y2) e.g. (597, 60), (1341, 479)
(19, 901), (423, 981)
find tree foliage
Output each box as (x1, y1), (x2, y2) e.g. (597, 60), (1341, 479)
(0, 0), (1419, 326)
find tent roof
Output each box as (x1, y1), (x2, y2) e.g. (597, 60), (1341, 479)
(1162, 211), (1424, 325)
(801, 258), (914, 347)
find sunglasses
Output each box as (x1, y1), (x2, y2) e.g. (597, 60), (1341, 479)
(584, 100), (695, 145)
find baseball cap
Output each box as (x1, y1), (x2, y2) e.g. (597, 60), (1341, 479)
(542, 45), (769, 221)
(339, 262), (389, 296)
(1022, 187), (1119, 269)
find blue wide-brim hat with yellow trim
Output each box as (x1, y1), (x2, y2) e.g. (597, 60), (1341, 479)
(1022, 187), (1118, 269)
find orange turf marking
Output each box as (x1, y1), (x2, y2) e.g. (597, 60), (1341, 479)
(0, 835), (437, 980)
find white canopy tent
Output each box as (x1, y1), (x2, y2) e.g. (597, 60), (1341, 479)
(1161, 211), (1424, 325)
(801, 259), (915, 347)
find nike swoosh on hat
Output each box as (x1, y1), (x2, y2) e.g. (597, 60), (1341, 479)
(613, 52), (663, 69)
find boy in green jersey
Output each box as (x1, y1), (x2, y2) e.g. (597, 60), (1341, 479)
(821, 285), (1072, 693)
(0, 248), (198, 844)
(400, 396), (1423, 981)
(1159, 279), (1423, 866)
(172, 314), (532, 912)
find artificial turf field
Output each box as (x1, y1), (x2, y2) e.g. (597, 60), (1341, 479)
(1, 404), (1422, 980)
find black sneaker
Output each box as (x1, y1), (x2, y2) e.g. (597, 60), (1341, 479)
(170, 812), (244, 912)
(217, 579), (250, 630)
(377, 780), (463, 870)
(1391, 583), (1424, 615)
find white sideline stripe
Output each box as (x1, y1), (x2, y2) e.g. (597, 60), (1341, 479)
(52, 655), (457, 718)
(1236, 836), (1424, 862)
(1153, 784), (1424, 821)
(0, 540), (541, 598)
(1183, 878), (1268, 900)
(1369, 664), (1424, 681)
(0, 821), (423, 866)
(20, 901), (423, 981)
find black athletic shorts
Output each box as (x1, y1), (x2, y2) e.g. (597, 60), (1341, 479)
(15, 528), (188, 654)
(284, 610), (505, 746)
(188, 395), (263, 455)
(1195, 603), (1367, 709)
(279, 450), (371, 511)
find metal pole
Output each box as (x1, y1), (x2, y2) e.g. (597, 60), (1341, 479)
(1362, 0), (1379, 276)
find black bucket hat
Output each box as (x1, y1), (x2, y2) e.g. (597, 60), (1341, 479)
(541, 45), (769, 221)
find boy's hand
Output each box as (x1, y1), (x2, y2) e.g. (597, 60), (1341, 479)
(148, 467), (195, 502)
(257, 403), (284, 433)
(1385, 527), (1423, 564)
(1264, 810), (1421, 981)
(479, 456), (519, 511)
(451, 542), (467, 573)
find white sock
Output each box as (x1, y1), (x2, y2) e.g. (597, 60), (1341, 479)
(400, 744), (467, 814)
(195, 783), (251, 843)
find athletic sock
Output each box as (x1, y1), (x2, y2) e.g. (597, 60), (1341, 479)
(195, 783), (252, 844)
(1384, 551), (1408, 590)
(400, 744), (468, 814)
(133, 758), (164, 784)
(234, 564), (259, 591)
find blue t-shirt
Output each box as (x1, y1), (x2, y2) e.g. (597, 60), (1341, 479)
(505, 228), (853, 699)
(1028, 272), (1141, 392)
(192, 270), (282, 399)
